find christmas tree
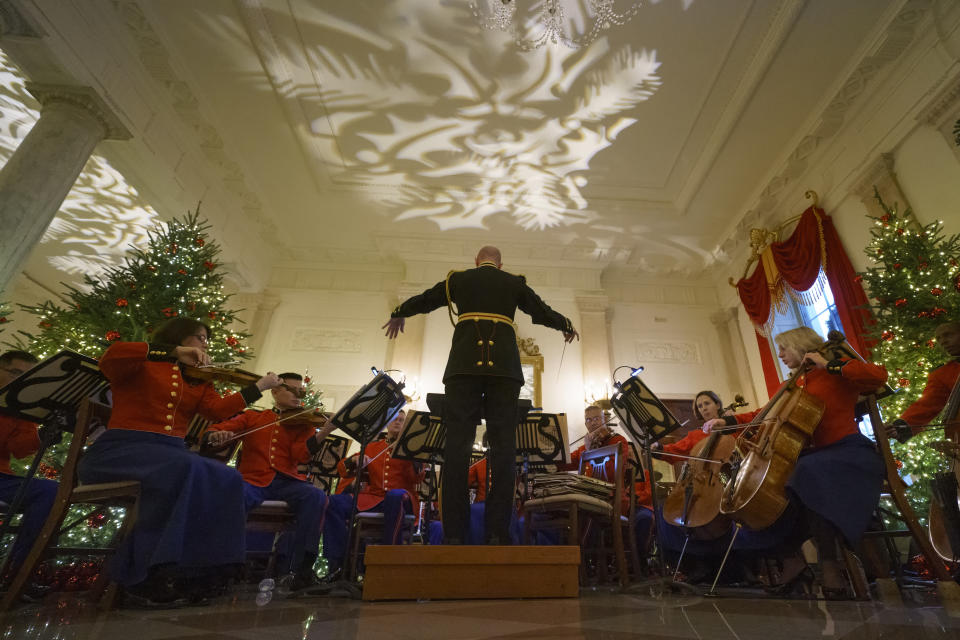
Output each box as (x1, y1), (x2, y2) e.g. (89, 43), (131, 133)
(11, 208), (251, 363)
(859, 191), (960, 521)
(4, 208), (255, 569)
(0, 301), (10, 336)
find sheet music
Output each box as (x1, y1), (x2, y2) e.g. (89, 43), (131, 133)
(0, 350), (109, 424)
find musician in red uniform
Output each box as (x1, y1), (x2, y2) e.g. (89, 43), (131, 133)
(206, 373), (334, 590)
(321, 409), (422, 579)
(703, 326), (888, 598)
(888, 321), (960, 440)
(0, 350), (58, 581)
(652, 391), (732, 460)
(78, 318), (282, 607)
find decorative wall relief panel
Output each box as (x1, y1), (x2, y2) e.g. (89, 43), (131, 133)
(634, 340), (702, 364)
(290, 327), (363, 353)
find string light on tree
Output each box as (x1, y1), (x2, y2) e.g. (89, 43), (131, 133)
(858, 190), (960, 521)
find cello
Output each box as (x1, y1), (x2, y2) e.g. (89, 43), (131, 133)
(662, 395), (748, 539)
(926, 374), (960, 561)
(718, 334), (846, 529)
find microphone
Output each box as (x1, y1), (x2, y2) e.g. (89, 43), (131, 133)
(630, 366), (645, 377)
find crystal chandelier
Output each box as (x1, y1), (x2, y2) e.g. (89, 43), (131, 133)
(469, 0), (643, 50)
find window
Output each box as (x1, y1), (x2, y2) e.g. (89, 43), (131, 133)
(766, 272), (842, 380)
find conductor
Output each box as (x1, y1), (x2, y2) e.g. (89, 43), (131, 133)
(383, 246), (578, 544)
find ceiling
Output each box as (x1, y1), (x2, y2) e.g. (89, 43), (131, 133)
(8, 0), (913, 289)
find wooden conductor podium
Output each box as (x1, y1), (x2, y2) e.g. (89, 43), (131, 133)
(362, 545), (580, 601)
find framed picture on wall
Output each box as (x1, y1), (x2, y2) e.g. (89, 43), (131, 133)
(519, 355), (543, 408)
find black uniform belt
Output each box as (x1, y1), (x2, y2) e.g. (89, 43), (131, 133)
(457, 312), (515, 329)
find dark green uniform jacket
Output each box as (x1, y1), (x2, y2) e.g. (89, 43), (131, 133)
(391, 264), (573, 384)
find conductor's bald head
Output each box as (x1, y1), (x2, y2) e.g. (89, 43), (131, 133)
(476, 246), (502, 268)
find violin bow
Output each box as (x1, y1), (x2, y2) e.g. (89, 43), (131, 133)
(212, 407), (327, 447)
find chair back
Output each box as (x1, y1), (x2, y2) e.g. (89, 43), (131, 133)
(64, 399), (112, 490)
(579, 443), (624, 511)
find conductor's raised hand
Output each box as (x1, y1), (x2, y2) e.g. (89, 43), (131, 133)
(174, 346), (210, 367)
(563, 328), (580, 343)
(382, 317), (405, 339)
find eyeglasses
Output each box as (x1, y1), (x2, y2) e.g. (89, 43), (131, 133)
(188, 334), (209, 344)
(278, 383), (306, 398)
(585, 415), (604, 424)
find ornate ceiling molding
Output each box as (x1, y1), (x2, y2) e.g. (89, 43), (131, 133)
(715, 0), (932, 262)
(108, 0), (279, 246)
(26, 82), (131, 140)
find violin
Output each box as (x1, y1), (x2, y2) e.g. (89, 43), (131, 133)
(199, 406), (332, 456)
(180, 363), (261, 387)
(585, 425), (616, 450)
(722, 394), (749, 415)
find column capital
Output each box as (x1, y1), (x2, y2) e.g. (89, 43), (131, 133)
(0, 0), (43, 37)
(574, 294), (610, 313)
(709, 307), (738, 327)
(26, 83), (131, 140)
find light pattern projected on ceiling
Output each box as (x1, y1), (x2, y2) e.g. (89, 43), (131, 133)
(299, 3), (667, 231)
(0, 50), (158, 281)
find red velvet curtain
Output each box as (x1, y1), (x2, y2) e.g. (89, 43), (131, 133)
(734, 206), (873, 394)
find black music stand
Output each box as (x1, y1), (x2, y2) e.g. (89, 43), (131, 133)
(0, 350), (108, 573)
(310, 372), (405, 598)
(609, 374), (695, 594)
(390, 408), (445, 539)
(302, 434), (351, 494)
(515, 410), (566, 500)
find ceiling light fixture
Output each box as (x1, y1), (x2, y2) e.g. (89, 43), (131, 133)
(469, 0), (643, 50)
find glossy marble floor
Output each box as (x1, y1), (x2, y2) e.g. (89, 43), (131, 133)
(2, 586), (960, 640)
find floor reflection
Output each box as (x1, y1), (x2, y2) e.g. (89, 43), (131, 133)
(2, 588), (959, 640)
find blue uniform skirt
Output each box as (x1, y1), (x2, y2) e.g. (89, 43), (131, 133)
(734, 433), (883, 550)
(77, 429), (247, 586)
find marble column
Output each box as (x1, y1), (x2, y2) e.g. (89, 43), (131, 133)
(576, 294), (612, 398)
(0, 83), (130, 291)
(710, 307), (761, 408)
(385, 285), (427, 384)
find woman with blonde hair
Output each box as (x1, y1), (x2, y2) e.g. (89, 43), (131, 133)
(703, 326), (888, 598)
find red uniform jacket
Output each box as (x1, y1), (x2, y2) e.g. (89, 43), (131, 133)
(732, 359), (888, 449)
(338, 439), (422, 513)
(0, 414), (39, 476)
(659, 429), (709, 459)
(99, 342), (254, 438)
(208, 409), (319, 488)
(469, 458), (488, 503)
(900, 360), (960, 437)
(336, 453), (358, 494)
(634, 476), (653, 511)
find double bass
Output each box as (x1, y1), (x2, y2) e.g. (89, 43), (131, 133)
(662, 395), (748, 539)
(718, 334), (846, 529)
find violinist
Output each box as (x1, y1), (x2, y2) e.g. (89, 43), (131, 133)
(704, 327), (888, 599)
(321, 409), (423, 580)
(887, 321), (960, 441)
(205, 372), (334, 591)
(0, 350), (57, 589)
(78, 318), (282, 608)
(651, 391), (732, 460)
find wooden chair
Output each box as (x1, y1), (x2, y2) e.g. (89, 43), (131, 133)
(346, 510), (418, 581)
(0, 399), (141, 611)
(523, 443), (629, 586)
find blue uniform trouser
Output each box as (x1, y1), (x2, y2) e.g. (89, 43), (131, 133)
(243, 474), (328, 574)
(322, 489), (411, 571)
(0, 473), (58, 571)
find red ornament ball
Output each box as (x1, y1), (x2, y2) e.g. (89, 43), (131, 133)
(927, 340), (937, 348)
(0, 317), (6, 324)
(225, 336), (238, 347)
(208, 311), (217, 319)
(880, 214), (890, 223)
(893, 263), (902, 270)
(898, 378), (910, 387)
(918, 311), (930, 318)
(881, 330), (895, 341)
(162, 307), (178, 318)
(105, 330), (121, 342)
(169, 243), (179, 254)
(204, 260), (216, 270)
(177, 268), (187, 276)
(115, 298), (128, 308)
(195, 237), (206, 247)
(147, 265), (157, 272)
(918, 262), (929, 270)
(853, 275), (864, 284)
(894, 298), (907, 308)
(304, 376), (311, 384)
(931, 287), (943, 296)
(896, 228), (905, 236)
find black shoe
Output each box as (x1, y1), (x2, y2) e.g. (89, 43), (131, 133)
(121, 588), (188, 610)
